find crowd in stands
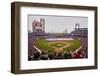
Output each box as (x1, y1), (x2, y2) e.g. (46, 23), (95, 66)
(28, 46), (87, 61)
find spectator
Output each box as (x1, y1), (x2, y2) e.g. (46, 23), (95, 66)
(28, 56), (33, 61)
(55, 52), (63, 59)
(40, 51), (49, 60)
(48, 52), (54, 60)
(33, 51), (40, 60)
(63, 52), (72, 59)
(73, 52), (81, 58)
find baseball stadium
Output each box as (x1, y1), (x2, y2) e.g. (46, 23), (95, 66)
(28, 17), (88, 61)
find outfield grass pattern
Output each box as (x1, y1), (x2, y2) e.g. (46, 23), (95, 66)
(63, 39), (81, 52)
(35, 38), (55, 52)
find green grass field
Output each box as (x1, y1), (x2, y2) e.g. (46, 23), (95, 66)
(35, 38), (55, 52)
(63, 39), (81, 52)
(35, 38), (81, 53)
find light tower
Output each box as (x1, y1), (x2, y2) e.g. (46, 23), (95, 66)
(75, 23), (80, 31)
(32, 20), (36, 33)
(40, 18), (45, 32)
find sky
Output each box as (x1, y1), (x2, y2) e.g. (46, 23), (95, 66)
(28, 15), (88, 33)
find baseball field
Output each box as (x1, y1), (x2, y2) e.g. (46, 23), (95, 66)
(35, 38), (81, 53)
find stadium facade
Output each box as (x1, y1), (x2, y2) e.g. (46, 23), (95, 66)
(70, 23), (88, 38)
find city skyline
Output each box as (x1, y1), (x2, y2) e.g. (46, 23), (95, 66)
(28, 15), (88, 33)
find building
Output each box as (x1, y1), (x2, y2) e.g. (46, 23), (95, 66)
(71, 23), (88, 38)
(32, 18), (47, 37)
(32, 18), (45, 32)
